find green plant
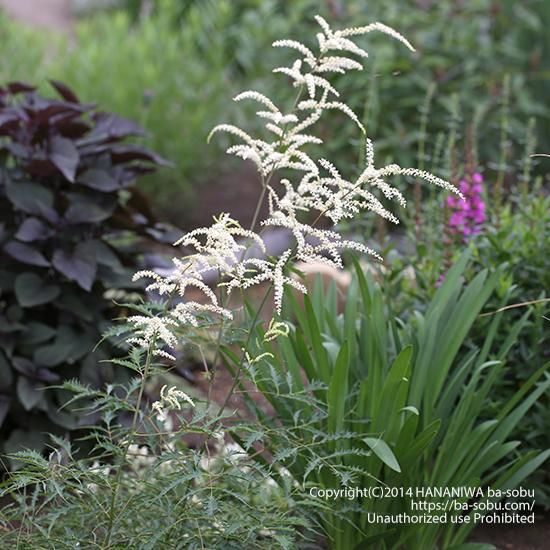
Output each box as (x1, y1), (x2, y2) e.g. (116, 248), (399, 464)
(385, 183), (550, 508)
(150, 0), (550, 199)
(467, 193), (550, 506)
(228, 253), (549, 549)
(0, 8), (233, 216)
(0, 80), (166, 461)
(1, 11), (546, 549)
(470, 194), (549, 372)
(0, 365), (310, 548)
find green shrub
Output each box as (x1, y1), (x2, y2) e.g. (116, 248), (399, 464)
(227, 253), (549, 548)
(470, 194), (549, 374)
(384, 185), (550, 507)
(139, 0), (550, 183)
(0, 81), (165, 462)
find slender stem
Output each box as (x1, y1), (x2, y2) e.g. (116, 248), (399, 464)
(248, 180), (269, 235)
(478, 298), (550, 317)
(104, 338), (155, 548)
(218, 284), (273, 416)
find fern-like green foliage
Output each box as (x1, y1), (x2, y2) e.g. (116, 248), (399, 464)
(0, 329), (313, 549)
(226, 251), (549, 549)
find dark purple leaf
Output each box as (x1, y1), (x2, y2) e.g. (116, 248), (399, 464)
(92, 240), (124, 272)
(14, 272), (60, 307)
(4, 429), (47, 457)
(5, 181), (54, 216)
(127, 188), (156, 221)
(74, 142), (110, 156)
(13, 357), (35, 377)
(0, 315), (24, 333)
(88, 112), (145, 140)
(49, 136), (80, 182)
(7, 82), (35, 94)
(26, 158), (57, 177)
(54, 289), (94, 322)
(109, 145), (170, 166)
(35, 368), (60, 383)
(78, 169), (120, 192)
(33, 325), (91, 367)
(49, 80), (80, 103)
(6, 142), (28, 158)
(3, 241), (50, 267)
(17, 377), (44, 410)
(0, 352), (14, 388)
(20, 322), (56, 346)
(54, 117), (91, 139)
(0, 397), (9, 428)
(0, 111), (20, 133)
(119, 164), (156, 181)
(52, 242), (97, 291)
(15, 218), (51, 242)
(0, 269), (15, 292)
(30, 97), (88, 115)
(64, 193), (116, 224)
(26, 103), (79, 124)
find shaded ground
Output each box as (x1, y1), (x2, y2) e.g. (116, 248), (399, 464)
(181, 164), (271, 231)
(471, 517), (550, 550)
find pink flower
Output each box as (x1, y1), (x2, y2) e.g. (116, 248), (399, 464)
(472, 172), (483, 184)
(446, 172), (485, 239)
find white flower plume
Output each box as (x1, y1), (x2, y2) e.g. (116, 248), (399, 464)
(206, 15), (462, 314)
(128, 15), (463, 350)
(127, 215), (261, 359)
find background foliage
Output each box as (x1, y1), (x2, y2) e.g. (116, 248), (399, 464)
(1, 0), (548, 219)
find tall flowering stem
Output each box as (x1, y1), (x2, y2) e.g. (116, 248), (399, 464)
(123, 16), (464, 407)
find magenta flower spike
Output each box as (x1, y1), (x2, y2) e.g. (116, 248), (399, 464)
(446, 172), (486, 239)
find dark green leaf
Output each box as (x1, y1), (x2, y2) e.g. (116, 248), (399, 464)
(364, 437), (401, 472)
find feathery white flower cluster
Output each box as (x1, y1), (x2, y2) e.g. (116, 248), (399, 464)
(127, 214), (249, 358)
(126, 15), (463, 358)
(152, 384), (195, 423)
(127, 315), (179, 361)
(207, 15), (462, 313)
